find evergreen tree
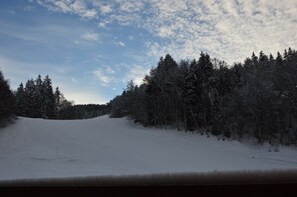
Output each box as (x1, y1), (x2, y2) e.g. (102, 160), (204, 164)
(34, 74), (45, 118)
(182, 60), (200, 131)
(24, 79), (35, 117)
(15, 83), (26, 116)
(54, 87), (61, 118)
(43, 75), (55, 119)
(0, 69), (16, 126)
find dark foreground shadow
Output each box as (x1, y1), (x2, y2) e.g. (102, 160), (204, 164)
(1, 169), (297, 196)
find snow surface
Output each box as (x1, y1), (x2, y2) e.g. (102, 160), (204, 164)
(0, 115), (296, 180)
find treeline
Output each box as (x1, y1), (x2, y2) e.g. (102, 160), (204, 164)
(0, 72), (109, 124)
(14, 75), (110, 120)
(110, 48), (297, 146)
(58, 104), (110, 120)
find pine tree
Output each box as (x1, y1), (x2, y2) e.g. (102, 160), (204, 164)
(15, 83), (26, 116)
(43, 75), (55, 119)
(0, 69), (16, 126)
(54, 87), (61, 118)
(24, 79), (36, 117)
(182, 63), (199, 131)
(34, 75), (45, 118)
(197, 52), (215, 128)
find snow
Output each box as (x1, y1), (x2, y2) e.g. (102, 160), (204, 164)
(0, 115), (296, 180)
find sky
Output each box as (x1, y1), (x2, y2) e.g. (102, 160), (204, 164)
(0, 0), (296, 104)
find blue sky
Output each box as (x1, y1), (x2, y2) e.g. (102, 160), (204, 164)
(0, 0), (296, 104)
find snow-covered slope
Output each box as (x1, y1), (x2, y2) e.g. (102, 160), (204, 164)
(0, 116), (296, 180)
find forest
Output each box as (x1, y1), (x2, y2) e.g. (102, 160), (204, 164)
(109, 48), (297, 146)
(0, 73), (110, 126)
(1, 47), (297, 146)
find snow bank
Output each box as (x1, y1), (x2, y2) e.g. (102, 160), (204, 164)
(0, 115), (297, 181)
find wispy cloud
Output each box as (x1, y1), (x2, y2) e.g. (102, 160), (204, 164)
(81, 32), (100, 41)
(93, 68), (114, 86)
(105, 67), (116, 74)
(0, 17), (94, 46)
(117, 41), (126, 47)
(36, 0), (97, 19)
(36, 0), (297, 64)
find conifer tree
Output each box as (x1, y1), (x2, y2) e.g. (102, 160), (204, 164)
(15, 83), (26, 116)
(43, 75), (55, 119)
(0, 69), (16, 126)
(182, 64), (199, 131)
(54, 87), (61, 118)
(24, 79), (35, 117)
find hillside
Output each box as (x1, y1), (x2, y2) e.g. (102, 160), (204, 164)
(0, 116), (296, 180)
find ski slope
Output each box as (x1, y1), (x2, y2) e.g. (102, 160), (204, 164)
(0, 115), (296, 180)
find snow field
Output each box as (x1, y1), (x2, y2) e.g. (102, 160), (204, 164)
(0, 115), (296, 180)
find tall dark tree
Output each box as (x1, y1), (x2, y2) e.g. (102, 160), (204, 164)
(43, 75), (55, 119)
(24, 79), (35, 117)
(0, 69), (16, 126)
(182, 60), (200, 131)
(15, 83), (26, 116)
(34, 74), (45, 118)
(54, 87), (61, 118)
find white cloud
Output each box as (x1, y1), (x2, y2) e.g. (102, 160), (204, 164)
(113, 40), (126, 47)
(81, 9), (97, 18)
(93, 68), (114, 86)
(106, 67), (116, 74)
(118, 41), (125, 47)
(128, 35), (134, 40)
(119, 1), (144, 13)
(98, 22), (106, 28)
(125, 65), (150, 86)
(36, 0), (97, 19)
(100, 5), (113, 14)
(36, 0), (297, 64)
(158, 26), (174, 38)
(81, 32), (100, 41)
